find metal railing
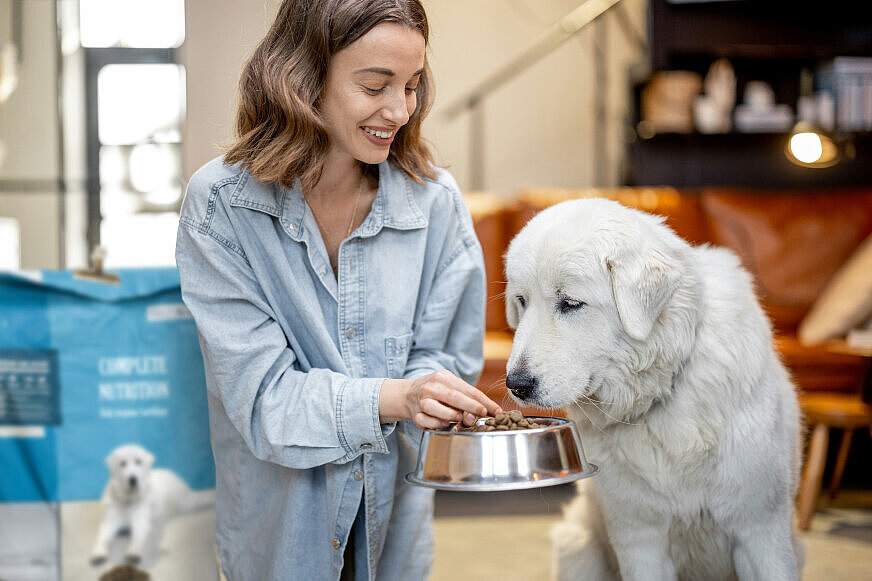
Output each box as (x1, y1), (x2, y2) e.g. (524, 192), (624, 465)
(441, 0), (625, 190)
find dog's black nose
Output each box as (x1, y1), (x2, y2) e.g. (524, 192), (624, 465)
(506, 369), (538, 400)
(128, 475), (138, 488)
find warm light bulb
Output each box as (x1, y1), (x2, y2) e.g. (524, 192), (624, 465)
(789, 131), (823, 164)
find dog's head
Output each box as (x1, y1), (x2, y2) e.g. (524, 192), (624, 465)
(504, 198), (698, 422)
(105, 444), (155, 501)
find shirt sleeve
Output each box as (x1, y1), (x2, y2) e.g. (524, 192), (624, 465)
(176, 179), (388, 471)
(403, 190), (487, 386)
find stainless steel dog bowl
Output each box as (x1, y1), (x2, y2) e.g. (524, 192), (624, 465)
(405, 416), (598, 491)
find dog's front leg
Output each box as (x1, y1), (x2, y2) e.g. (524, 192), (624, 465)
(729, 510), (800, 581)
(124, 506), (152, 565)
(90, 505), (121, 566)
(609, 520), (677, 581)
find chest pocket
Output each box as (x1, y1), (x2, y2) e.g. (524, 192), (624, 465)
(385, 332), (413, 378)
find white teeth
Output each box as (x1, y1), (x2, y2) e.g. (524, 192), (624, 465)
(363, 127), (393, 139)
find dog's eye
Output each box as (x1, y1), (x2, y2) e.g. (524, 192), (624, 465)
(516, 295), (526, 308)
(134, 458), (141, 465)
(558, 298), (585, 314)
(120, 460), (127, 468)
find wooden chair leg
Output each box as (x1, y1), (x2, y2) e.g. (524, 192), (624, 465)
(797, 423), (829, 531)
(828, 428), (855, 500)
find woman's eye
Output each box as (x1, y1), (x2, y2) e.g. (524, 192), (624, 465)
(362, 86), (384, 95)
(405, 86), (418, 94)
(558, 298), (585, 314)
(517, 296), (526, 308)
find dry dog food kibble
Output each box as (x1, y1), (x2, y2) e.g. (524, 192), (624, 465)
(460, 410), (545, 432)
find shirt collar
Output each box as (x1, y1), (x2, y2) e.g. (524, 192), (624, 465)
(229, 161), (428, 242)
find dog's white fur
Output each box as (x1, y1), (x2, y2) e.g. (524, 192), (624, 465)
(90, 443), (215, 567)
(504, 199), (803, 580)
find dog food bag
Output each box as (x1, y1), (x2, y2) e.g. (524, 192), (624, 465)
(0, 268), (218, 580)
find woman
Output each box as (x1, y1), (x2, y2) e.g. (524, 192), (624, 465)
(175, 1), (502, 579)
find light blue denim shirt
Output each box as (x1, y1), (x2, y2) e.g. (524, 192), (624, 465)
(175, 157), (485, 581)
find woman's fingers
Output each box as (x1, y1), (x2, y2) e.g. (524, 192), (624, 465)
(425, 371), (503, 416)
(414, 411), (450, 430)
(468, 388), (503, 416)
(411, 371), (503, 429)
(420, 398), (463, 423)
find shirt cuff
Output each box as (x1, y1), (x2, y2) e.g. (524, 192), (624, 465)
(335, 376), (390, 455)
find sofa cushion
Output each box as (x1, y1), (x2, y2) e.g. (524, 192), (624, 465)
(797, 232), (872, 345)
(465, 192), (512, 332)
(700, 189), (872, 333)
(513, 187), (708, 245)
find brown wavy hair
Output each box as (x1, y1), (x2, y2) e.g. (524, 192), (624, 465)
(225, 0), (436, 190)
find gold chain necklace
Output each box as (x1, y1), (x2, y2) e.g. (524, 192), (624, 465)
(305, 173), (365, 240)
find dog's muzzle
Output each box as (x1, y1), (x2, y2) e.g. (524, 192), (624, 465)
(128, 475), (138, 489)
(505, 368), (538, 401)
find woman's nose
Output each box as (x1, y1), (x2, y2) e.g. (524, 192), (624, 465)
(383, 91), (411, 126)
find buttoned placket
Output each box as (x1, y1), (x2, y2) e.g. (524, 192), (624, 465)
(337, 237), (366, 378)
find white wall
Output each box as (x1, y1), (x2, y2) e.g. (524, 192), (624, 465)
(425, 0), (648, 193)
(182, 0), (649, 195)
(181, 0), (284, 180)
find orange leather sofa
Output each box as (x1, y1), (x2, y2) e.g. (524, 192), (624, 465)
(467, 187), (872, 412)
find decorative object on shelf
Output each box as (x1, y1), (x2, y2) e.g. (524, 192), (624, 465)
(797, 68), (836, 133)
(693, 58), (735, 134)
(734, 80), (794, 132)
(816, 57), (872, 132)
(640, 70), (702, 134)
(798, 232), (872, 346)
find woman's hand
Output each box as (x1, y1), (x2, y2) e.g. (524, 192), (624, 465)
(379, 370), (503, 429)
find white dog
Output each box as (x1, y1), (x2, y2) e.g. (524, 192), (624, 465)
(503, 199), (803, 580)
(90, 443), (215, 567)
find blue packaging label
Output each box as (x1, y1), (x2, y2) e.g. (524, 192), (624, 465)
(0, 349), (61, 426)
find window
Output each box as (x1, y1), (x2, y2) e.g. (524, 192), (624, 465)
(80, 0), (186, 267)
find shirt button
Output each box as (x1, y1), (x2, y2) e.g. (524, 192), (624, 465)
(320, 266), (328, 275)
(345, 327), (355, 339)
(332, 538), (341, 550)
(354, 470), (364, 481)
(360, 443), (372, 450)
(289, 223), (296, 230)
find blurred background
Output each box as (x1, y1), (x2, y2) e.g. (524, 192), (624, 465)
(2, 0), (870, 270)
(2, 1), (872, 579)
(0, 0), (651, 271)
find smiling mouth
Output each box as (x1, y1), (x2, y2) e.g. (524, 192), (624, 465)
(362, 126), (394, 139)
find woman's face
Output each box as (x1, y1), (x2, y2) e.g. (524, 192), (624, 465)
(319, 22), (426, 167)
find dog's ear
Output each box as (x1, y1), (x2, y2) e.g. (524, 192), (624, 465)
(607, 242), (680, 342)
(136, 446), (154, 468)
(105, 448), (119, 471)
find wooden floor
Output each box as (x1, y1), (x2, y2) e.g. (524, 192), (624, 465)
(431, 488), (872, 581)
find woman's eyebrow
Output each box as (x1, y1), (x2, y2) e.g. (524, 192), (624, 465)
(353, 67), (424, 78)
